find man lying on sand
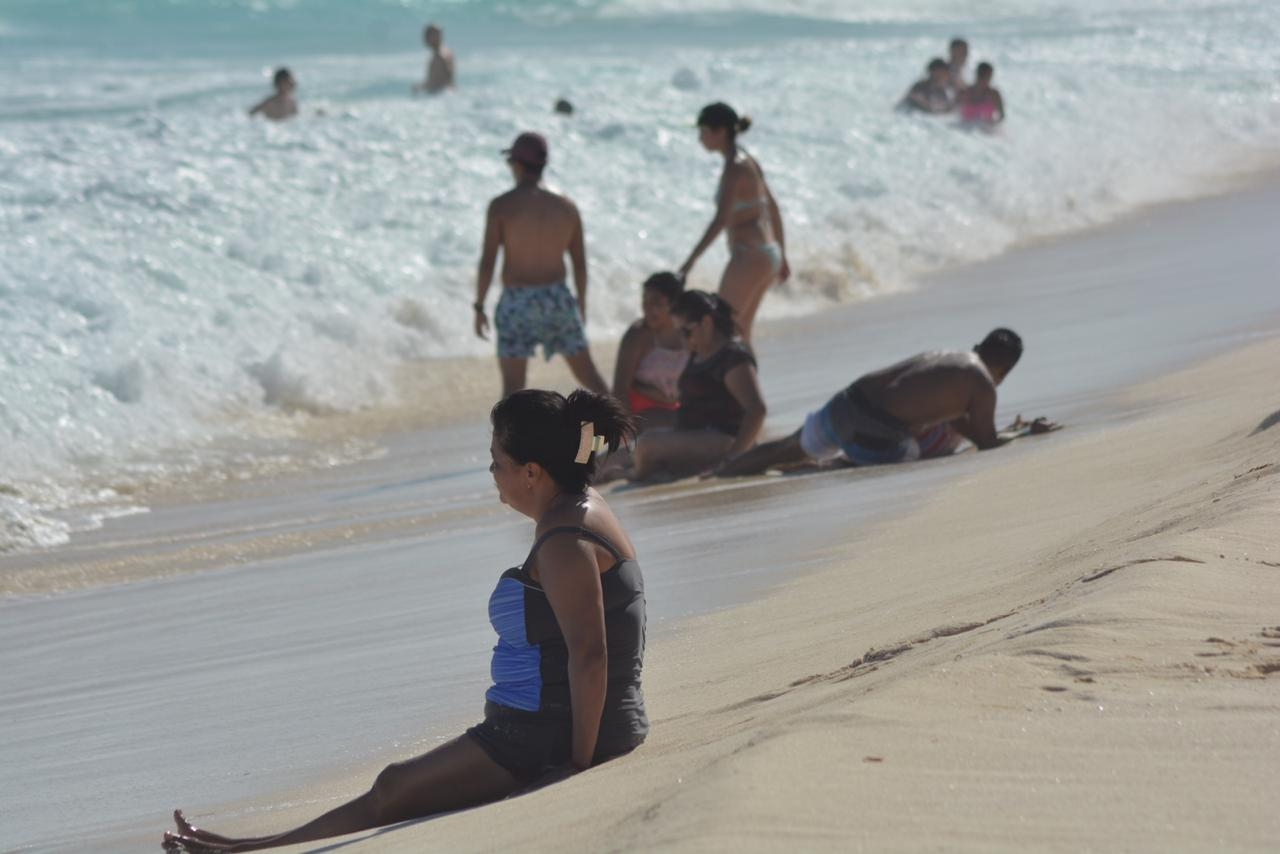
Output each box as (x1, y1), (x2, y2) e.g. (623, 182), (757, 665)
(248, 68), (298, 121)
(716, 328), (1056, 477)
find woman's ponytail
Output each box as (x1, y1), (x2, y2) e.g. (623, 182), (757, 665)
(492, 389), (635, 493)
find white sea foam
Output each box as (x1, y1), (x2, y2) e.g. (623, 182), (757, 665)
(1, 0), (1278, 551)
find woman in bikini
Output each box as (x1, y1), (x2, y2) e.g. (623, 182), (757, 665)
(612, 272), (690, 432)
(678, 102), (789, 344)
(956, 62), (1005, 126)
(163, 390), (647, 852)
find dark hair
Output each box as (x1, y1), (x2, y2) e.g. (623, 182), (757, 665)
(273, 67), (293, 86)
(642, 271), (684, 303)
(975, 327), (1023, 369)
(950, 37), (968, 51)
(491, 389), (635, 493)
(697, 102), (752, 137)
(976, 61), (994, 78)
(928, 58), (948, 73)
(673, 289), (735, 337)
(554, 98), (574, 116)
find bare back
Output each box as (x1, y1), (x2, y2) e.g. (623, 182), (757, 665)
(855, 350), (996, 434)
(489, 185), (582, 287)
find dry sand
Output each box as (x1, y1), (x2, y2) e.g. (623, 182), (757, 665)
(227, 337), (1280, 851)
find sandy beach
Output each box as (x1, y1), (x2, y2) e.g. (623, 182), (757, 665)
(5, 177), (1276, 852)
(6, 3), (1280, 850)
(217, 338), (1280, 853)
(355, 337), (1276, 853)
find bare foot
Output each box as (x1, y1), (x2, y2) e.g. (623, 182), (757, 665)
(163, 830), (237, 852)
(172, 811), (235, 845)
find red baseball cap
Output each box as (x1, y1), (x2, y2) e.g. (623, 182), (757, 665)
(503, 132), (548, 167)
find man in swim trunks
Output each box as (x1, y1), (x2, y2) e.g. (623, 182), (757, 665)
(475, 132), (609, 398)
(716, 328), (1054, 476)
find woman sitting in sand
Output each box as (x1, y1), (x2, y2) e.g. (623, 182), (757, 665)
(626, 290), (766, 482)
(612, 272), (690, 432)
(164, 390), (648, 852)
(679, 102), (790, 344)
(956, 62), (1005, 126)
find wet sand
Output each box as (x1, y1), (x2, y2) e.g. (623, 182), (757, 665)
(3, 179), (1280, 852)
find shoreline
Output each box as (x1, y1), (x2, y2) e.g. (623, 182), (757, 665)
(8, 153), (1280, 566)
(4, 168), (1280, 853)
(162, 324), (1280, 854)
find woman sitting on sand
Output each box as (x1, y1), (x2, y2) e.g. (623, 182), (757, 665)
(626, 290), (766, 481)
(956, 62), (1005, 126)
(679, 102), (790, 344)
(164, 390), (648, 852)
(612, 272), (690, 432)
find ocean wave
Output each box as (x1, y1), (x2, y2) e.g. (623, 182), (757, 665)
(1, 0), (1278, 551)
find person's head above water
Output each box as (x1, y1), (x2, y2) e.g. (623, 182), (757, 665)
(490, 389), (635, 497)
(949, 37), (969, 66)
(503, 131), (548, 179)
(673, 289), (736, 342)
(554, 98), (574, 116)
(974, 327), (1023, 382)
(976, 62), (994, 83)
(927, 58), (949, 83)
(273, 67), (295, 93)
(696, 102), (752, 151)
(424, 23), (443, 49)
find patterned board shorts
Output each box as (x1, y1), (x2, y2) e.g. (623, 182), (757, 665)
(495, 282), (588, 360)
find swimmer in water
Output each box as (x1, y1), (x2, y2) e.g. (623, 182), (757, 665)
(163, 390), (648, 852)
(956, 62), (1005, 126)
(900, 58), (953, 114)
(248, 68), (298, 121)
(413, 23), (456, 95)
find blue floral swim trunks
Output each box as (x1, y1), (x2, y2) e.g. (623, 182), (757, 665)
(495, 282), (589, 360)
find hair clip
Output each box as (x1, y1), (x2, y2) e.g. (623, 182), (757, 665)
(574, 422), (608, 464)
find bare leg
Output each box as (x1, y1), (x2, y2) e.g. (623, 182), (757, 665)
(718, 250), (776, 344)
(631, 429), (733, 481)
(716, 429), (808, 477)
(498, 357), (528, 399)
(163, 736), (517, 852)
(563, 349), (609, 395)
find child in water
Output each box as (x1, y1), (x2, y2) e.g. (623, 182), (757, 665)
(248, 68), (298, 121)
(956, 62), (1005, 126)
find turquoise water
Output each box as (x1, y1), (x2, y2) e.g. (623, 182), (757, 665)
(1, 0), (1278, 552)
